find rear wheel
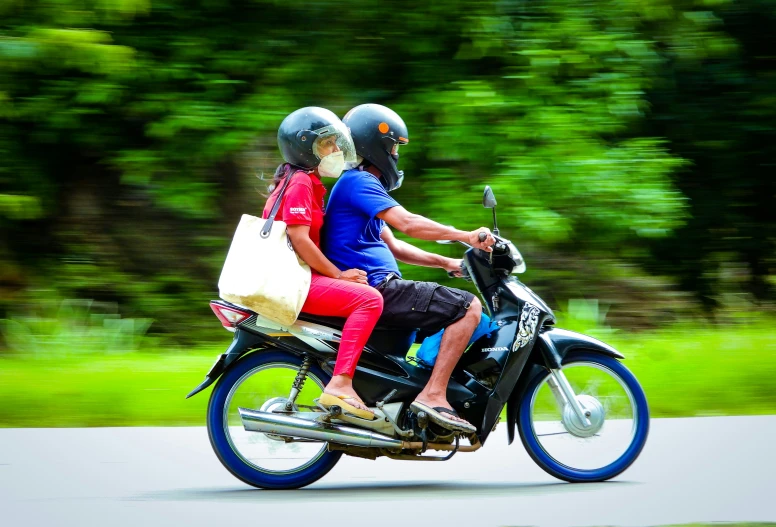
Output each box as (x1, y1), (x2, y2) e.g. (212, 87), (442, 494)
(207, 350), (341, 489)
(518, 351), (649, 482)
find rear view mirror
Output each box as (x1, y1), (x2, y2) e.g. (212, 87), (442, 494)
(483, 186), (497, 209)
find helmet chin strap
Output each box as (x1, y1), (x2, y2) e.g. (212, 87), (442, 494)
(383, 153), (403, 192)
(358, 156), (403, 192)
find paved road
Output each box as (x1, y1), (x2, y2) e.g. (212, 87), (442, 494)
(1, 416), (774, 527)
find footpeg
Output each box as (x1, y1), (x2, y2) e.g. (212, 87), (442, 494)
(416, 411), (429, 429)
(314, 398), (342, 423)
(416, 411), (429, 453)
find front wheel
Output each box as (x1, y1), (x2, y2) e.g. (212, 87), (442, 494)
(207, 349), (341, 489)
(518, 351), (649, 482)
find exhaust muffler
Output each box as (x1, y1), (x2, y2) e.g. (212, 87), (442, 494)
(238, 407), (403, 449)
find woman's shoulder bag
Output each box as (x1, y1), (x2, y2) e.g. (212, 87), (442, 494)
(218, 172), (312, 326)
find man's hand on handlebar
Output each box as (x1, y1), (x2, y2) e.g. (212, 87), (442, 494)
(468, 228), (495, 252)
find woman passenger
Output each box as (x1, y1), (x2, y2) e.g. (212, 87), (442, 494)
(262, 107), (382, 420)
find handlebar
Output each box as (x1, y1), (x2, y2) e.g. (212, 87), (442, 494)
(478, 232), (487, 242)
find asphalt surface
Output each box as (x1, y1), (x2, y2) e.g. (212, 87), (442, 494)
(1, 416), (774, 527)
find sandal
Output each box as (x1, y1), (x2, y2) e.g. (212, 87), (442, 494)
(410, 401), (476, 433)
(319, 392), (376, 421)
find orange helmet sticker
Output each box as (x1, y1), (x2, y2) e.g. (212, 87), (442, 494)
(378, 122), (390, 134)
(398, 137), (409, 143)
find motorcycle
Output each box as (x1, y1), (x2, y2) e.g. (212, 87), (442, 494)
(187, 186), (649, 489)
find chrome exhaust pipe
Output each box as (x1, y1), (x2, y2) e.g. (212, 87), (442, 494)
(238, 407), (403, 449)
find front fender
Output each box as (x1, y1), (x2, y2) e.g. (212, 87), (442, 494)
(505, 327), (624, 444)
(537, 327), (624, 364)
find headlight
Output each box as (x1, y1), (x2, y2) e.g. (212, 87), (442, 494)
(507, 242), (527, 274)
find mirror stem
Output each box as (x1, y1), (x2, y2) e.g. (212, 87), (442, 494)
(492, 208), (499, 236)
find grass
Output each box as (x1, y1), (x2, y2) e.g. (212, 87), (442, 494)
(604, 324), (776, 417)
(0, 323), (774, 427)
(0, 347), (222, 427)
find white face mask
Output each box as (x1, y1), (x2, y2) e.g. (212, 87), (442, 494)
(317, 150), (345, 178)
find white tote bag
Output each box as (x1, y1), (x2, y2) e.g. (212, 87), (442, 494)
(218, 174), (311, 326)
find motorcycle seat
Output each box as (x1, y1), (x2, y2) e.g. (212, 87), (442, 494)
(296, 312), (415, 334)
(297, 312), (421, 359)
(215, 301), (422, 352)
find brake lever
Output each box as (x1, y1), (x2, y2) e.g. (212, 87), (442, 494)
(448, 261), (471, 280)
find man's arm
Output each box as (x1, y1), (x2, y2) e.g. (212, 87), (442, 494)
(377, 205), (495, 251)
(380, 225), (461, 272)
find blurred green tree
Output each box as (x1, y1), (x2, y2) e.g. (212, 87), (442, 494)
(1, 0), (773, 341)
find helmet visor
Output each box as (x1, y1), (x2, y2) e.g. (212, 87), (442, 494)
(311, 122), (357, 165)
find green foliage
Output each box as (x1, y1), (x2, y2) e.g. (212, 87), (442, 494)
(1, 299), (153, 355)
(0, 0), (774, 340)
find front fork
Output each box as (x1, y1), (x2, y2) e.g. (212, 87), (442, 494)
(547, 370), (592, 427)
(537, 331), (593, 428)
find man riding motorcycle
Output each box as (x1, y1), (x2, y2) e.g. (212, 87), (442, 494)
(322, 104), (496, 433)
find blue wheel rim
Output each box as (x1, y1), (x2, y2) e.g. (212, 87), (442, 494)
(207, 351), (342, 489)
(519, 351), (650, 482)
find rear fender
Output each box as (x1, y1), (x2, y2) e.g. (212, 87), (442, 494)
(505, 327), (624, 444)
(186, 329), (266, 399)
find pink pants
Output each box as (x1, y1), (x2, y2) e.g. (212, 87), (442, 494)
(301, 273), (383, 377)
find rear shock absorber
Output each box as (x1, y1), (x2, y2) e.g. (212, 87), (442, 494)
(285, 355), (312, 412)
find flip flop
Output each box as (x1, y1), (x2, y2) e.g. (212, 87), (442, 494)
(319, 393), (376, 421)
(410, 401), (477, 433)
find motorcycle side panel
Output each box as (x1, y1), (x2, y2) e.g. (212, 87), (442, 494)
(350, 362), (475, 407)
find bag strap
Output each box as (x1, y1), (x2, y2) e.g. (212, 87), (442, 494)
(260, 170), (298, 239)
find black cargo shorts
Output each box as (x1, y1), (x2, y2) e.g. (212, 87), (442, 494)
(375, 274), (476, 334)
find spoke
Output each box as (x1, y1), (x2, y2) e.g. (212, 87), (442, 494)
(530, 360), (638, 471)
(225, 362), (329, 474)
(537, 431), (604, 438)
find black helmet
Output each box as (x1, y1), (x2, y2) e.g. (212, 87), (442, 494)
(277, 107), (356, 169)
(342, 104), (409, 191)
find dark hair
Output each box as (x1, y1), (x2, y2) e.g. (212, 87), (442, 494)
(269, 163), (293, 192)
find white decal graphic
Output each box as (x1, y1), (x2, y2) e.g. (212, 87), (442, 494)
(513, 303), (540, 351)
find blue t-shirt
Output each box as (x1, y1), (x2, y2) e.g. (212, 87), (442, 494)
(323, 169), (401, 287)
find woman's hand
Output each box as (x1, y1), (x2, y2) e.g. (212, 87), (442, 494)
(338, 269), (368, 284)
